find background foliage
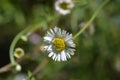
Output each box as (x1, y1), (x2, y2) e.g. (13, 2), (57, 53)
(0, 0), (120, 80)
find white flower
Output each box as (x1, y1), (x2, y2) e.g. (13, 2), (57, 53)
(55, 0), (74, 15)
(44, 27), (75, 61)
(14, 48), (25, 59)
(15, 64), (22, 71)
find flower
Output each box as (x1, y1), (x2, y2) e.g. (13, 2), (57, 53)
(55, 0), (74, 15)
(15, 64), (22, 71)
(14, 48), (24, 59)
(44, 27), (75, 61)
(79, 22), (95, 37)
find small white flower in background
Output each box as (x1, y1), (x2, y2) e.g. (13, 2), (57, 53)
(55, 0), (74, 15)
(79, 22), (95, 37)
(44, 27), (75, 61)
(14, 48), (25, 59)
(15, 64), (22, 71)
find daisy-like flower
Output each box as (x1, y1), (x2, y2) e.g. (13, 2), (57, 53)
(44, 27), (75, 61)
(55, 0), (74, 15)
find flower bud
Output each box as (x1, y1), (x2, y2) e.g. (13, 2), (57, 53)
(14, 48), (25, 59)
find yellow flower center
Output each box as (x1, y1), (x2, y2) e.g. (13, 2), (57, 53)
(60, 2), (69, 10)
(53, 38), (66, 51)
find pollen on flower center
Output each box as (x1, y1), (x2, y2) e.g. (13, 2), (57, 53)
(53, 38), (66, 51)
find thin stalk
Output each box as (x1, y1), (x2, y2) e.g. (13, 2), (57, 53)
(72, 0), (109, 40)
(9, 23), (42, 65)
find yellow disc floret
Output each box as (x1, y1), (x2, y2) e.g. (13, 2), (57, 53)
(53, 38), (66, 51)
(60, 2), (69, 10)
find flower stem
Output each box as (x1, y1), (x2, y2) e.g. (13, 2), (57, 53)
(72, 0), (109, 40)
(9, 23), (43, 65)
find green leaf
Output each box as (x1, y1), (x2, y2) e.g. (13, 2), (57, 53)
(27, 70), (32, 78)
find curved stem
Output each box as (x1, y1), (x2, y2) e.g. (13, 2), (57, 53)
(9, 23), (42, 65)
(72, 0), (109, 40)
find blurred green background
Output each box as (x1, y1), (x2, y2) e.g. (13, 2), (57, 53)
(0, 0), (120, 80)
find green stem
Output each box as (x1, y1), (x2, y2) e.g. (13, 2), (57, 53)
(72, 0), (109, 40)
(9, 23), (42, 65)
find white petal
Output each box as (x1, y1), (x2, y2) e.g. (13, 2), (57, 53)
(66, 52), (71, 58)
(65, 33), (72, 41)
(62, 30), (67, 38)
(48, 45), (53, 51)
(48, 52), (54, 57)
(68, 48), (75, 55)
(44, 45), (52, 52)
(44, 36), (52, 42)
(44, 46), (49, 50)
(55, 54), (61, 61)
(58, 28), (62, 37)
(57, 54), (61, 61)
(52, 54), (57, 60)
(54, 27), (59, 33)
(47, 31), (54, 37)
(61, 51), (67, 61)
(67, 40), (75, 47)
(50, 29), (54, 35)
(54, 54), (59, 61)
(54, 57), (57, 61)
(59, 9), (70, 15)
